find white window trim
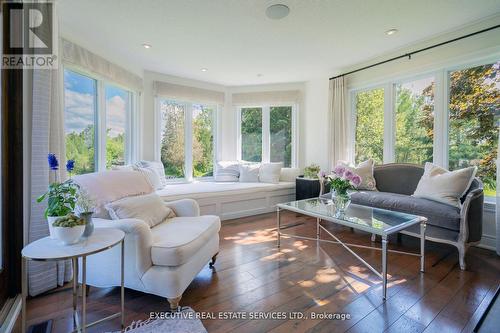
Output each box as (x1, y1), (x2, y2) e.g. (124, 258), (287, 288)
(155, 98), (219, 183)
(62, 64), (138, 171)
(236, 103), (298, 167)
(348, 54), (500, 198)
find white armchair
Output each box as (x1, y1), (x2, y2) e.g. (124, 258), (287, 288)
(73, 171), (220, 310)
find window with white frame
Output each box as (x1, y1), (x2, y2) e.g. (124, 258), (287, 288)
(351, 60), (499, 197)
(63, 68), (135, 174)
(238, 104), (296, 167)
(158, 99), (217, 180)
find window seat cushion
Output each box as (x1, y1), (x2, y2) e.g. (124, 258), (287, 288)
(156, 181), (295, 201)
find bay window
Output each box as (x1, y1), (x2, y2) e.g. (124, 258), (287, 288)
(351, 59), (499, 198)
(238, 104), (296, 167)
(158, 99), (217, 181)
(63, 68), (135, 174)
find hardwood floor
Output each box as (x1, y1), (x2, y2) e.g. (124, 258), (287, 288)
(26, 211), (500, 333)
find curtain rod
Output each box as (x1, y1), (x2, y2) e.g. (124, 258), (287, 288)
(329, 24), (500, 81)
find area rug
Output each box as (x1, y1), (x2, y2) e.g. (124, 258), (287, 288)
(113, 307), (207, 333)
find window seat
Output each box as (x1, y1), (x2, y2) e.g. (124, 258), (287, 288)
(156, 181), (296, 221)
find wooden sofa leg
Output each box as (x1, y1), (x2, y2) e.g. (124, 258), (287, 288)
(168, 296), (182, 311)
(209, 253), (218, 268)
(370, 234), (376, 242)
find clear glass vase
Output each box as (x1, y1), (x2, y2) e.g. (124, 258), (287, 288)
(331, 190), (351, 215)
(80, 212), (94, 238)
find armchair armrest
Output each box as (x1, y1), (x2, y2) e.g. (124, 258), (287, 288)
(459, 188), (484, 244)
(93, 218), (153, 275)
(164, 199), (200, 217)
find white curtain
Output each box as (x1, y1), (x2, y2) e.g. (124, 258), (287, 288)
(153, 81), (224, 105)
(231, 90), (301, 105)
(28, 5), (72, 296)
(328, 77), (349, 170)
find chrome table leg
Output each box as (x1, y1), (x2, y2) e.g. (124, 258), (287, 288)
(382, 236), (388, 300)
(276, 208), (281, 248)
(121, 240), (125, 329)
(420, 221), (426, 272)
(82, 256), (86, 333)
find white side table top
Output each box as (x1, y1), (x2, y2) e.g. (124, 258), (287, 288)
(22, 228), (125, 261)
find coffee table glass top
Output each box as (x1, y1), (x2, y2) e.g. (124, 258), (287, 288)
(277, 198), (426, 236)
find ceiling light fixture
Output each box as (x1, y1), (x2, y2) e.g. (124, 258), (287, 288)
(266, 4), (290, 20)
(201, 68), (208, 72)
(142, 43), (152, 49)
(385, 28), (398, 36)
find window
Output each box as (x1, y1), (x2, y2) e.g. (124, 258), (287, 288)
(158, 99), (217, 181)
(63, 68), (135, 174)
(238, 104), (296, 167)
(241, 107), (263, 162)
(448, 62), (499, 196)
(351, 60), (499, 198)
(192, 104), (215, 177)
(64, 70), (97, 174)
(354, 88), (384, 164)
(395, 77), (435, 164)
(105, 85), (130, 168)
(270, 106), (293, 167)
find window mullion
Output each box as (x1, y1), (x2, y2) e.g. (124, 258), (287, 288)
(97, 80), (106, 171)
(383, 83), (395, 163)
(262, 105), (270, 163)
(433, 69), (448, 168)
(185, 102), (193, 182)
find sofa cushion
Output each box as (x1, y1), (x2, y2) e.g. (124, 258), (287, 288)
(105, 193), (176, 228)
(215, 161), (240, 182)
(413, 162), (477, 208)
(350, 191), (461, 231)
(137, 160), (168, 188)
(73, 170), (154, 219)
(259, 162), (283, 184)
(150, 215), (221, 266)
(239, 163), (260, 182)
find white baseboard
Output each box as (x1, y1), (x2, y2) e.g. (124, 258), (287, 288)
(477, 233), (497, 251)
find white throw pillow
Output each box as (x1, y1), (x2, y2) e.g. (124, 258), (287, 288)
(215, 161), (240, 182)
(105, 193), (176, 228)
(413, 162), (477, 208)
(133, 166), (162, 190)
(280, 167), (302, 182)
(239, 163), (260, 182)
(259, 162), (283, 184)
(339, 159), (377, 191)
(137, 160), (167, 188)
(111, 165), (135, 171)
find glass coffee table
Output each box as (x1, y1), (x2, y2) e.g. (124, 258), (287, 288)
(276, 198), (427, 300)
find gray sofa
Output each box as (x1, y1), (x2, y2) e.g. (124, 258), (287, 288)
(322, 163), (484, 270)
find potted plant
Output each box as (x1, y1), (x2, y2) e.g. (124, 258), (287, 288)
(51, 213), (86, 245)
(326, 165), (362, 214)
(303, 164), (321, 179)
(76, 189), (96, 238)
(37, 154), (79, 238)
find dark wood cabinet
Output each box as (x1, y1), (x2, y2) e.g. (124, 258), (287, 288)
(295, 176), (322, 200)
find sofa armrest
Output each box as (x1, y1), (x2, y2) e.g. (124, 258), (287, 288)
(164, 199), (200, 217)
(93, 218), (153, 275)
(459, 188), (484, 244)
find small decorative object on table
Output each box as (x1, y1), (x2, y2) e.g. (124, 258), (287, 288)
(36, 154), (79, 239)
(77, 188), (96, 238)
(51, 213), (86, 245)
(303, 164), (321, 179)
(326, 165), (362, 215)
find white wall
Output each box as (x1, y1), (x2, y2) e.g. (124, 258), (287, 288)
(303, 77), (330, 171)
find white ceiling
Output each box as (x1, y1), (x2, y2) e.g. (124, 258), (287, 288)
(58, 0), (500, 86)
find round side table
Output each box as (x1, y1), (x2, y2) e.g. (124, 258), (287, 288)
(21, 228), (125, 333)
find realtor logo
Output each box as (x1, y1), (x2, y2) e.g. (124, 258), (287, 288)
(2, 1), (57, 68)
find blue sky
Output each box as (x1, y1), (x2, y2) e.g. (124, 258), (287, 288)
(64, 70), (128, 137)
